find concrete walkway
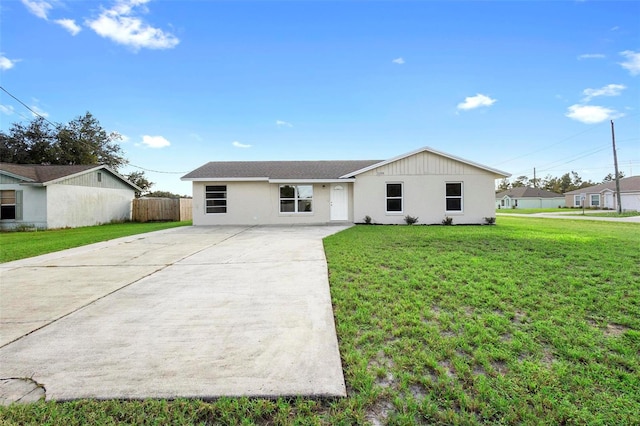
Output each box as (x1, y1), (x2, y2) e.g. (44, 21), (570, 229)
(0, 225), (349, 403)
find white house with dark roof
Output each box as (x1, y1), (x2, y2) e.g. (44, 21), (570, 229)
(182, 147), (510, 225)
(495, 187), (565, 209)
(0, 163), (140, 229)
(564, 176), (640, 211)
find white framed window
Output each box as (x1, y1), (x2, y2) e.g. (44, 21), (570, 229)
(386, 183), (403, 213)
(590, 194), (600, 207)
(205, 185), (227, 214)
(280, 185), (313, 213)
(574, 195), (582, 207)
(445, 182), (463, 212)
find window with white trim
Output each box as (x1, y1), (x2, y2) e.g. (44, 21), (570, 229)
(574, 195), (582, 207)
(445, 182), (463, 212)
(280, 185), (313, 213)
(386, 183), (403, 213)
(590, 194), (600, 207)
(205, 185), (227, 214)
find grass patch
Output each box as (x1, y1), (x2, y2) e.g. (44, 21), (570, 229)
(0, 221), (191, 263)
(1, 217), (638, 424)
(570, 211), (640, 218)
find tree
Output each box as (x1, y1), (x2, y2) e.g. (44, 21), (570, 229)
(511, 175), (529, 188)
(0, 112), (126, 170)
(125, 171), (154, 197)
(497, 178), (510, 191)
(603, 172), (625, 182)
(145, 191), (190, 198)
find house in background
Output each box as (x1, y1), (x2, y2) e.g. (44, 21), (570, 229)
(495, 187), (564, 209)
(0, 163), (140, 229)
(564, 176), (640, 211)
(182, 146), (510, 226)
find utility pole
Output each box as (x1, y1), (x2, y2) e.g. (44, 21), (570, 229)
(611, 120), (622, 214)
(533, 168), (537, 188)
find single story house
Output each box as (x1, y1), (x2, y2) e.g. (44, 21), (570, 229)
(496, 187), (564, 209)
(182, 147), (511, 226)
(564, 176), (640, 211)
(0, 163), (140, 229)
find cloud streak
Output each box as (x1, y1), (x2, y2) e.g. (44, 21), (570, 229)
(55, 18), (82, 35)
(232, 141), (251, 148)
(619, 50), (640, 76)
(21, 0), (52, 19)
(276, 120), (293, 128)
(86, 0), (180, 51)
(0, 55), (19, 71)
(582, 84), (626, 102)
(392, 57), (405, 64)
(457, 94), (496, 111)
(577, 53), (605, 60)
(565, 105), (623, 124)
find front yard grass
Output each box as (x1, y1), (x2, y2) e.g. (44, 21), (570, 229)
(0, 221), (191, 263)
(496, 208), (566, 214)
(1, 217), (638, 424)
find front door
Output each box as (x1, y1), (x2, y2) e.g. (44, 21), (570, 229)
(330, 184), (349, 221)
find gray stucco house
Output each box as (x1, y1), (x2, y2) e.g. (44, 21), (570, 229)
(0, 163), (140, 229)
(182, 147), (511, 226)
(496, 187), (564, 209)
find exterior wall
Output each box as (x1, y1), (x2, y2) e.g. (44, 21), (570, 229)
(497, 197), (564, 209)
(192, 181), (341, 225)
(46, 184), (134, 229)
(0, 184), (47, 229)
(58, 169), (133, 190)
(565, 192), (602, 208)
(621, 193), (640, 212)
(353, 156), (497, 225)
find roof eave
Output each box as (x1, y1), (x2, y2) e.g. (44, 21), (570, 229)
(181, 177), (270, 182)
(0, 170), (35, 182)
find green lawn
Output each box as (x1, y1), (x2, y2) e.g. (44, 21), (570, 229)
(570, 211), (640, 218)
(1, 217), (638, 425)
(0, 221), (191, 263)
(496, 208), (566, 214)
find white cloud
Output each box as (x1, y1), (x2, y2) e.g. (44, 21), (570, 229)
(55, 18), (81, 35)
(392, 57), (405, 65)
(0, 55), (19, 70)
(232, 141), (251, 148)
(565, 104), (624, 124)
(86, 0), (180, 51)
(577, 53), (605, 60)
(276, 120), (293, 128)
(619, 50), (640, 76)
(141, 135), (171, 148)
(21, 0), (52, 20)
(30, 105), (49, 118)
(0, 104), (15, 115)
(457, 93), (497, 111)
(582, 84), (626, 102)
(190, 133), (203, 141)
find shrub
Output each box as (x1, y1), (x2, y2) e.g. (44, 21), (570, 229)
(442, 216), (453, 226)
(364, 215), (372, 225)
(404, 215), (419, 225)
(484, 217), (496, 225)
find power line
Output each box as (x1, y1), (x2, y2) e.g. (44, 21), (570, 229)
(0, 85), (58, 127)
(128, 164), (188, 175)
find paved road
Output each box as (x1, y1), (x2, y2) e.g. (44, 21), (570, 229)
(0, 225), (349, 403)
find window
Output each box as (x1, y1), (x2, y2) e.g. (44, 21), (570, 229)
(280, 185), (313, 213)
(445, 182), (463, 211)
(386, 183), (403, 213)
(97, 172), (102, 182)
(590, 194), (600, 207)
(0, 190), (16, 220)
(205, 185), (227, 214)
(574, 195), (582, 207)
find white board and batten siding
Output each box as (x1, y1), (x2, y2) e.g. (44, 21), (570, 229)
(352, 151), (500, 225)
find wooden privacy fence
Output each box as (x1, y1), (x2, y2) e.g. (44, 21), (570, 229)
(132, 198), (192, 222)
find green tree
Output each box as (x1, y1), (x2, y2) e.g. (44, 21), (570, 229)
(603, 172), (625, 182)
(125, 171), (154, 197)
(511, 175), (529, 188)
(497, 178), (510, 191)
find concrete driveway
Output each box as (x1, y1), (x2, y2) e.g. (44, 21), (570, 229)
(0, 225), (349, 403)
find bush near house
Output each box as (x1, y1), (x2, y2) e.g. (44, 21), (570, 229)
(1, 217), (638, 424)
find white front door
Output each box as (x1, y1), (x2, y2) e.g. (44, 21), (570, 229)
(330, 184), (349, 221)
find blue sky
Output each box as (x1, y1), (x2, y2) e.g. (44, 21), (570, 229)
(1, 0), (639, 195)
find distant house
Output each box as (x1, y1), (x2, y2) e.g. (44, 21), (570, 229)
(182, 146), (511, 226)
(0, 163), (140, 229)
(495, 187), (564, 209)
(564, 176), (640, 211)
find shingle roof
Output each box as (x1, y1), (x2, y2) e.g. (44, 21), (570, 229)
(496, 187), (563, 199)
(182, 160), (382, 180)
(0, 163), (98, 183)
(564, 176), (640, 194)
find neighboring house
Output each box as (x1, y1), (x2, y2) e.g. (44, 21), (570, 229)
(495, 187), (564, 209)
(0, 163), (140, 229)
(182, 146), (510, 226)
(564, 176), (640, 211)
